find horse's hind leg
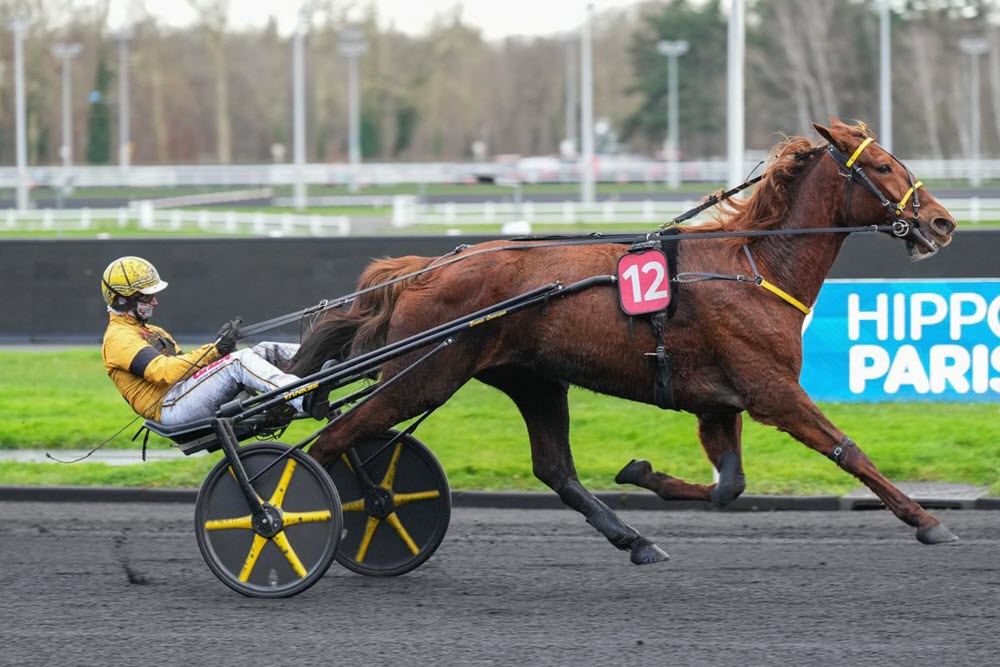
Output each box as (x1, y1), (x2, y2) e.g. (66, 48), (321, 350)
(308, 349), (474, 465)
(478, 368), (669, 565)
(616, 412), (746, 507)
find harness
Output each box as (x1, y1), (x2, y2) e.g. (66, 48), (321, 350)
(824, 136), (927, 248)
(189, 137), (936, 417)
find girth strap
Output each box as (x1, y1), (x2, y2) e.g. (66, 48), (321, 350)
(648, 312), (676, 411)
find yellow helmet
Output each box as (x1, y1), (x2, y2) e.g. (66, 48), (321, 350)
(101, 256), (169, 308)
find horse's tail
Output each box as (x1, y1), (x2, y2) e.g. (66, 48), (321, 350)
(288, 255), (436, 376)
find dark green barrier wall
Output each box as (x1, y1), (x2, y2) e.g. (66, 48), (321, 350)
(2, 231), (997, 343)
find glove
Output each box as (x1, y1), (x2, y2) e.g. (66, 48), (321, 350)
(214, 317), (242, 356)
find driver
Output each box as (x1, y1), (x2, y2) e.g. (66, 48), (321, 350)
(100, 256), (311, 426)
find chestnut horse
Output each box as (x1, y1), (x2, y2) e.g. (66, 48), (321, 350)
(290, 119), (959, 564)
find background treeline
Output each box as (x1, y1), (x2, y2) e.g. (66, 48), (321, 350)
(0, 0), (998, 165)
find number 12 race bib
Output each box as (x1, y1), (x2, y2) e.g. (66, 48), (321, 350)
(617, 249), (671, 316)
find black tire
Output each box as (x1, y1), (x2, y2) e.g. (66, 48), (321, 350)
(325, 431), (450, 577)
(195, 442), (342, 598)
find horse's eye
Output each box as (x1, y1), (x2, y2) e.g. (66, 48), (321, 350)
(876, 164), (892, 174)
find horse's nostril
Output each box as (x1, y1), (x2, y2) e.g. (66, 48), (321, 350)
(931, 217), (956, 235)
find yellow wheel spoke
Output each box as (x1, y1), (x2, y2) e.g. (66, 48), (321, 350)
(393, 490), (440, 507)
(282, 510), (332, 526)
(238, 534), (268, 582)
(379, 442), (404, 490)
(340, 453), (354, 474)
(204, 515), (253, 531)
(384, 512), (420, 556)
(268, 458), (298, 509)
(271, 531), (307, 578)
(355, 515), (380, 563)
(341, 499), (365, 512)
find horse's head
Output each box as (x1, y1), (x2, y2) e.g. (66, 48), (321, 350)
(813, 118), (957, 260)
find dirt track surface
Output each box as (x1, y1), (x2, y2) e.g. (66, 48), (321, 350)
(2, 502), (998, 667)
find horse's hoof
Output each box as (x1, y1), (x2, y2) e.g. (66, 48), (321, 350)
(916, 522), (959, 545)
(629, 537), (670, 565)
(710, 452), (745, 508)
(615, 459), (652, 486)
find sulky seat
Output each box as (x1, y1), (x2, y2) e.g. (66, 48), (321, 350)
(143, 415), (273, 455)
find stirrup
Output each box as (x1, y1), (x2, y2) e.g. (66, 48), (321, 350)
(303, 359), (336, 420)
(302, 390), (331, 420)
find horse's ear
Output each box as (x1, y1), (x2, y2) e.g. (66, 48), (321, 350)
(812, 122), (838, 147)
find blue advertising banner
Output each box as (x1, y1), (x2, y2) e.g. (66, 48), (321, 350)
(801, 280), (1000, 402)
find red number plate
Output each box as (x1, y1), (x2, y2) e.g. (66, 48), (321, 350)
(617, 249), (671, 316)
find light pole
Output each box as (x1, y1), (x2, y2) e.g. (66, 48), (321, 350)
(115, 28), (133, 175)
(564, 38), (578, 158)
(726, 0), (745, 188)
(52, 43), (82, 178)
(339, 26), (367, 193)
(875, 0), (892, 152)
(579, 2), (595, 204)
(959, 37), (989, 188)
(657, 39), (688, 189)
(292, 9), (308, 210)
(10, 19), (30, 210)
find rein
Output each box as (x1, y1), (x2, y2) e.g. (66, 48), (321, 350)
(236, 141), (920, 338)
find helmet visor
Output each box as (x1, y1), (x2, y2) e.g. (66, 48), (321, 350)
(137, 280), (168, 295)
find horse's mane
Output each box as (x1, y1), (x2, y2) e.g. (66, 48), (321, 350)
(694, 135), (823, 247)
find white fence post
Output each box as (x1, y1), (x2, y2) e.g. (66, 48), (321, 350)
(139, 201), (155, 229)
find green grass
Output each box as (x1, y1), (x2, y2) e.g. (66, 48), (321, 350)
(1, 349), (997, 494)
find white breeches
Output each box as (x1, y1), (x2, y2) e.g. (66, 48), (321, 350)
(159, 342), (302, 426)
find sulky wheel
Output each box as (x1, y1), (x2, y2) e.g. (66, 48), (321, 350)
(195, 442), (343, 598)
(324, 430), (451, 577)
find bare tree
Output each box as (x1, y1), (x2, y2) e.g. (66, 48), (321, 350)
(909, 26), (945, 158)
(187, 0), (231, 164)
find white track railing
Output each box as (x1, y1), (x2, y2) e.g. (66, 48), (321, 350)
(0, 198), (994, 237)
(3, 158), (1000, 188)
(391, 197), (1000, 228)
(0, 207), (350, 236)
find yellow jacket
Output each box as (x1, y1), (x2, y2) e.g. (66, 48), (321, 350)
(102, 312), (220, 420)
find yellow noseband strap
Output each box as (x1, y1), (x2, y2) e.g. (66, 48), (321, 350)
(896, 181), (923, 215)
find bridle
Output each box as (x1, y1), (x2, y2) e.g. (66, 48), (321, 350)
(824, 136), (938, 255)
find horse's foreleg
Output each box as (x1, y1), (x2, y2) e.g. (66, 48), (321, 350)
(616, 412), (746, 507)
(480, 369), (669, 565)
(748, 384), (958, 544)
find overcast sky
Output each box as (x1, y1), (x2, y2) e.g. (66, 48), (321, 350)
(109, 0), (652, 40)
